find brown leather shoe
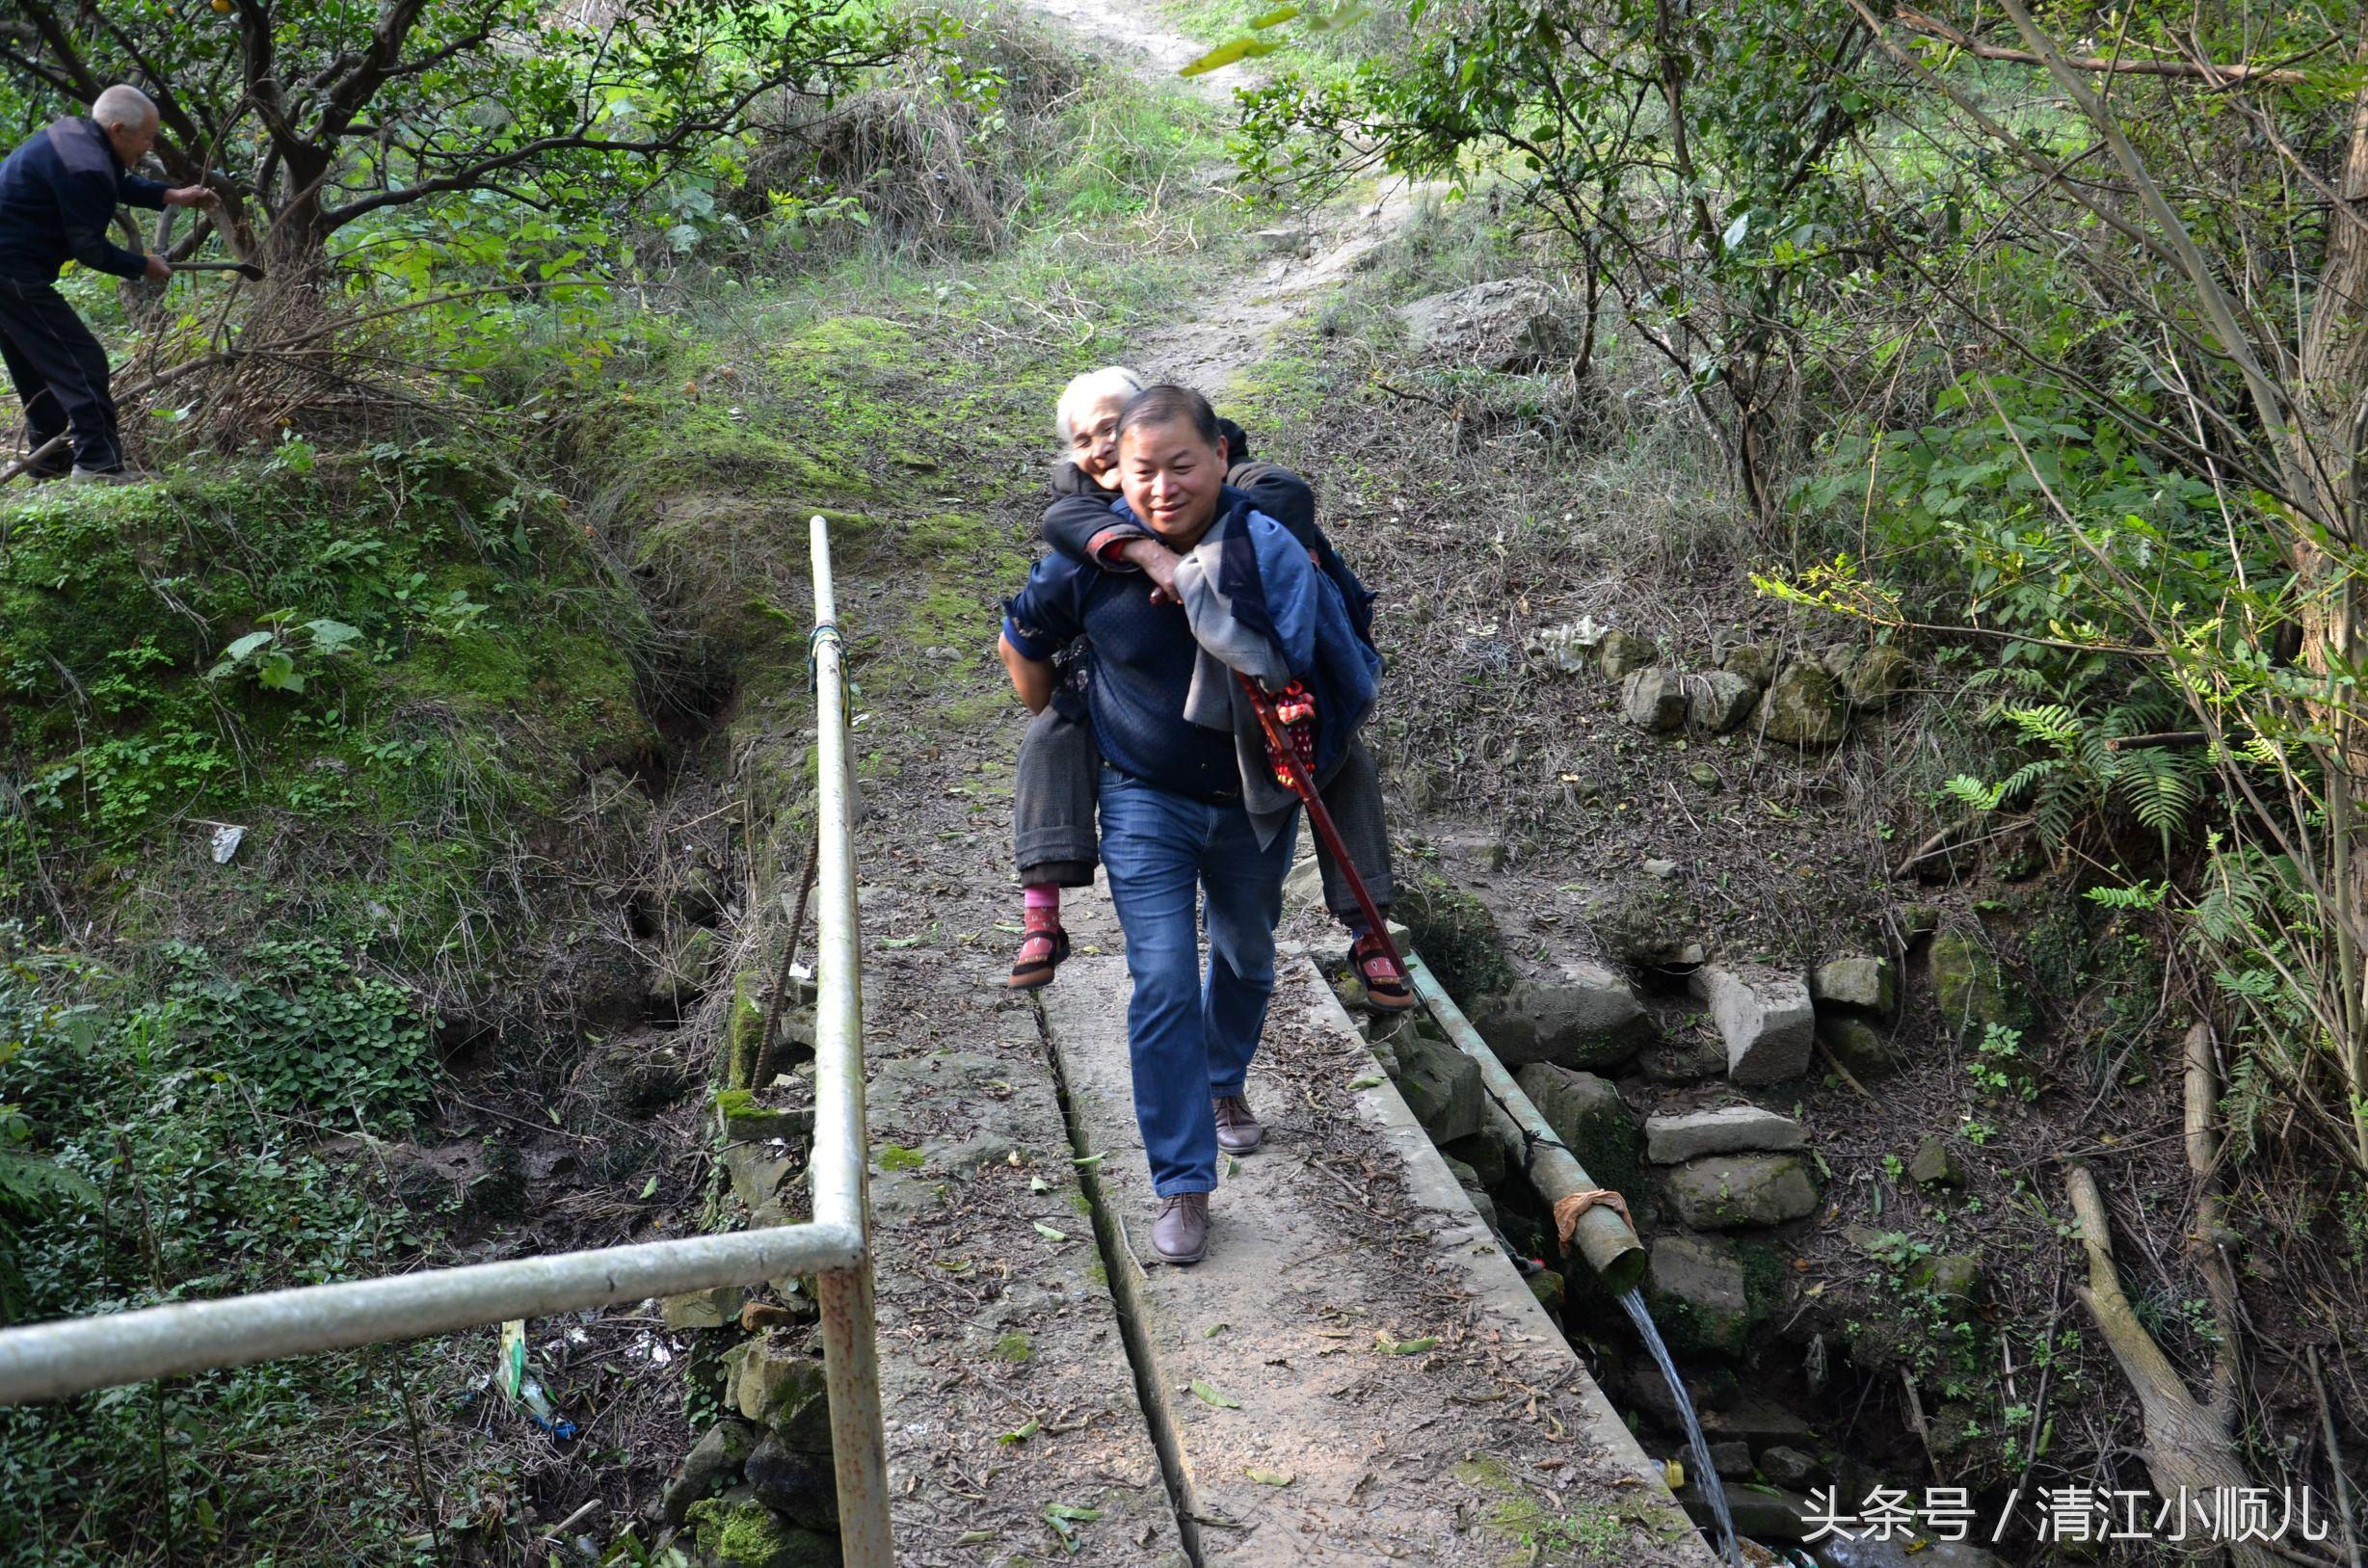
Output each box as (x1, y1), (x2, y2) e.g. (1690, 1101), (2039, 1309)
(1151, 1192), (1210, 1264)
(1212, 1093), (1263, 1155)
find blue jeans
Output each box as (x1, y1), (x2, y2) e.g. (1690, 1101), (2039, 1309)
(1098, 768), (1298, 1196)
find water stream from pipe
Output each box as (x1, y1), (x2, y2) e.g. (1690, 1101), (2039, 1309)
(1619, 1286), (1741, 1566)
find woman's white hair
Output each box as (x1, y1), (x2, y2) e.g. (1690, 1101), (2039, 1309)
(1054, 365), (1145, 443)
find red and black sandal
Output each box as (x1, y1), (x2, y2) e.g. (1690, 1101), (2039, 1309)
(1008, 910), (1072, 990)
(1352, 929), (1414, 1012)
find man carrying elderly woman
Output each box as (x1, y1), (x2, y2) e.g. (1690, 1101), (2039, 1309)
(995, 382), (1387, 1265)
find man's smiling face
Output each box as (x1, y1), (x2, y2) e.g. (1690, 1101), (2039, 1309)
(1118, 416), (1228, 547)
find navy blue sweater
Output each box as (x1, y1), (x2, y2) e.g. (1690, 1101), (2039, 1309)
(0, 118), (168, 283)
(1004, 492), (1285, 804)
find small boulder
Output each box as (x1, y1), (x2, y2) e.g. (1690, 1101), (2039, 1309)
(1581, 884), (1696, 970)
(1644, 1105), (1806, 1165)
(1621, 668), (1687, 732)
(1662, 1154), (1820, 1229)
(1528, 1268), (1566, 1316)
(1686, 670), (1759, 733)
(724, 1339), (827, 1427)
(1691, 965), (1815, 1085)
(1645, 1233), (1751, 1358)
(1907, 1253), (1982, 1316)
(1721, 643), (1777, 688)
(681, 1496), (838, 1568)
(1711, 1441), (1754, 1478)
(745, 1430), (838, 1530)
(1398, 278), (1570, 372)
(1759, 1445), (1828, 1493)
(1810, 954), (1898, 1022)
(1470, 964), (1651, 1070)
(719, 1090), (814, 1145)
(1441, 1129), (1508, 1190)
(1444, 1098), (1522, 1192)
(1818, 1017), (1903, 1081)
(660, 1420), (757, 1527)
(1908, 1134), (1965, 1189)
(1282, 854), (1324, 910)
(1515, 1062), (1643, 1200)
(1598, 629), (1658, 681)
(1757, 662), (1849, 749)
(1843, 645), (1915, 709)
(1636, 1031), (1733, 1084)
(1929, 932), (2028, 1046)
(1443, 1155), (1502, 1236)
(1394, 1027), (1485, 1146)
(662, 1285), (746, 1332)
(649, 924), (722, 1007)
(1529, 618), (1605, 676)
(726, 1142), (797, 1210)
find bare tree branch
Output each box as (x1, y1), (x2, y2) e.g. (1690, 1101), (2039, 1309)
(1893, 6), (2313, 87)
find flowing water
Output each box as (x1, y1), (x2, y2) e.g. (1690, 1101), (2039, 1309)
(1619, 1286), (1742, 1566)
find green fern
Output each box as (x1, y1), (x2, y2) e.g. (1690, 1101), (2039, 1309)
(0, 1146), (97, 1213)
(2221, 1048), (2269, 1166)
(2084, 881), (2169, 910)
(2003, 703), (2080, 748)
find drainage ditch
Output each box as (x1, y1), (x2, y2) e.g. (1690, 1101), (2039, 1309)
(1031, 993), (1207, 1568)
(1345, 928), (1993, 1568)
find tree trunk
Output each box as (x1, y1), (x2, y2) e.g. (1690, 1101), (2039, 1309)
(2293, 49), (2368, 1170)
(2064, 1162), (2280, 1568)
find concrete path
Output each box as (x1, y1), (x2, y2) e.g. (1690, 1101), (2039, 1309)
(864, 980), (1189, 1565)
(1040, 947), (1715, 1567)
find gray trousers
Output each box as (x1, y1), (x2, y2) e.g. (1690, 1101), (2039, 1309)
(1016, 707), (1395, 919)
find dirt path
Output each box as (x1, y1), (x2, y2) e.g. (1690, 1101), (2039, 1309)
(812, 5), (1716, 1565)
(1130, 179), (1421, 399)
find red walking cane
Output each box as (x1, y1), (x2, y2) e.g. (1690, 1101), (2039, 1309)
(1235, 673), (1409, 987)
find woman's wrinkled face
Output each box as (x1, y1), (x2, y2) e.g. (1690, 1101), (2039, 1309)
(1118, 417), (1227, 545)
(1066, 394), (1128, 487)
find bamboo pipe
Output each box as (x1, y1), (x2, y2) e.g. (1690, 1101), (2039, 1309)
(1400, 950), (1649, 1293)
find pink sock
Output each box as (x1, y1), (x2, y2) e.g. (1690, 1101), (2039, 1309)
(1024, 884), (1060, 915)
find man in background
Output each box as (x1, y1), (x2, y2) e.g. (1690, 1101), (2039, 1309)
(0, 86), (218, 481)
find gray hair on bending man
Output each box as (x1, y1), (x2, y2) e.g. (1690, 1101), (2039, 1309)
(92, 85), (160, 136)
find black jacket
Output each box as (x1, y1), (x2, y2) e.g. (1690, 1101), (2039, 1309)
(0, 118), (168, 283)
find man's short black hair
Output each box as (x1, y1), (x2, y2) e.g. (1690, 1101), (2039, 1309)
(1116, 384), (1220, 449)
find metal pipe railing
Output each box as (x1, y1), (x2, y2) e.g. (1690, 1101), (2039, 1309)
(0, 515), (893, 1563)
(805, 517), (893, 1566)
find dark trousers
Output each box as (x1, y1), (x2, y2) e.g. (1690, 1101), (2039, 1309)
(0, 277), (120, 474)
(1015, 705), (1396, 920)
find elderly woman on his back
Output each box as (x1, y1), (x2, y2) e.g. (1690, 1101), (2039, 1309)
(998, 385), (1381, 1264)
(1004, 367), (1408, 1017)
